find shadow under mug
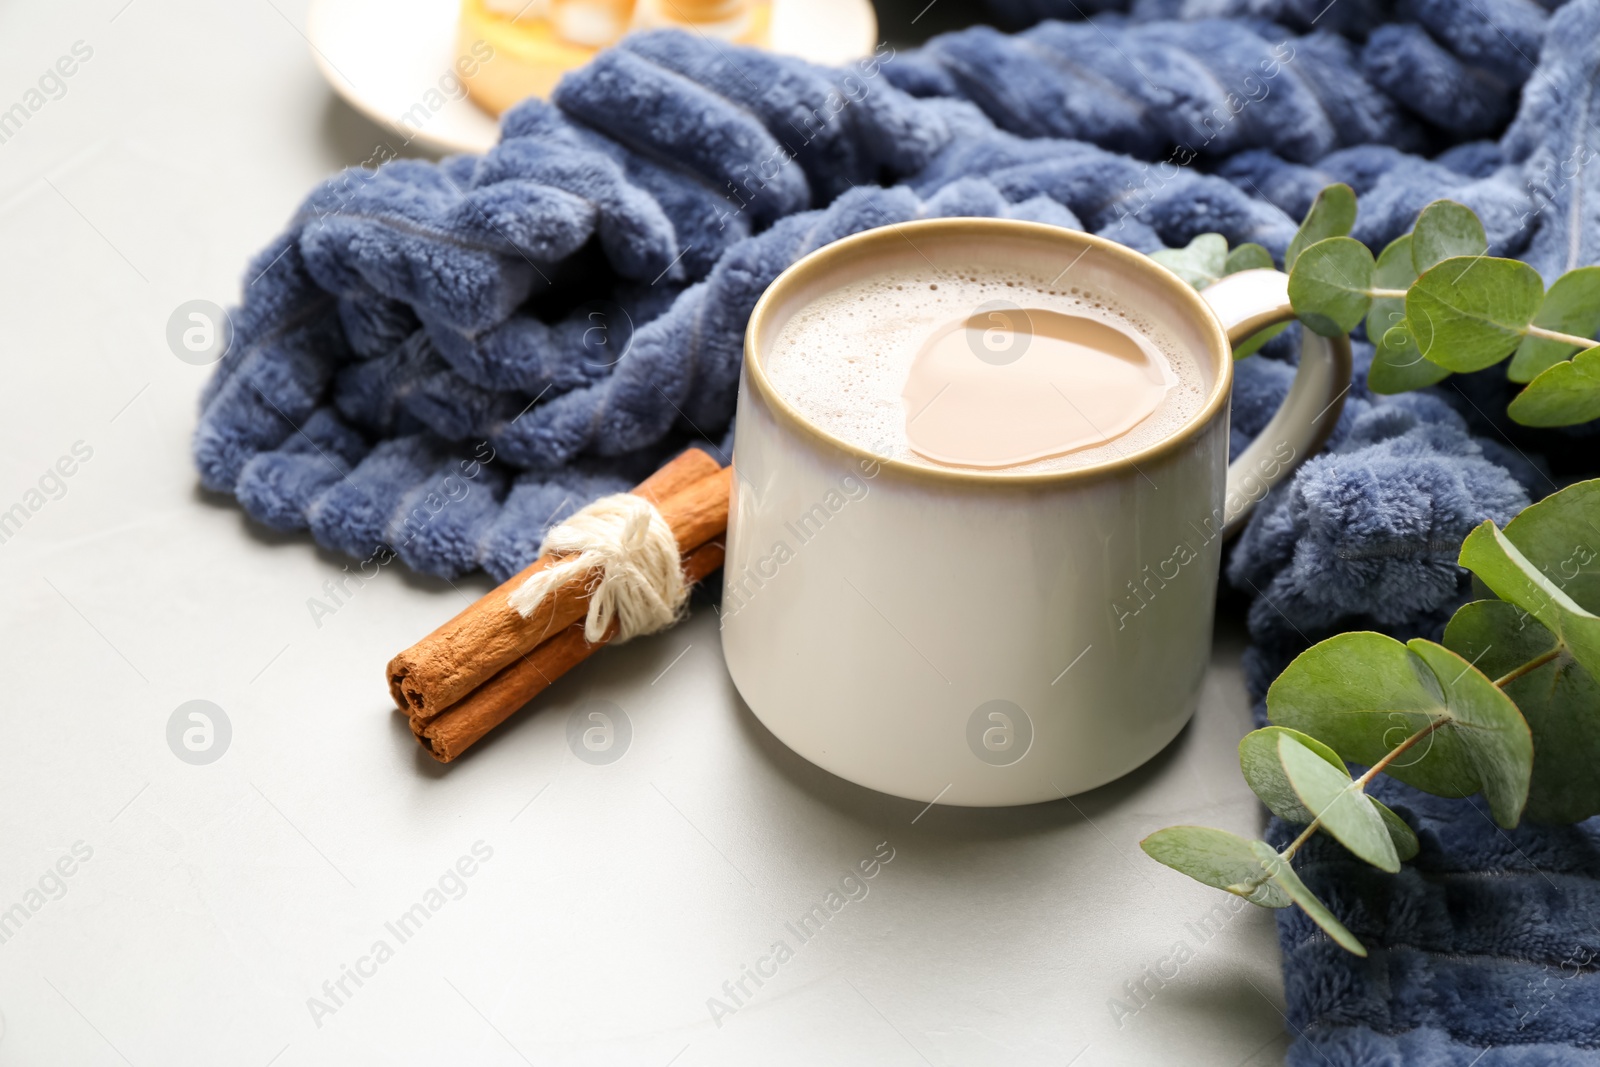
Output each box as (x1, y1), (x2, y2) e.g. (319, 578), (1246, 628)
(720, 219), (1351, 806)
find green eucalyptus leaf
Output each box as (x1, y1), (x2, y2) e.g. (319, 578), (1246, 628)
(1407, 256), (1545, 372)
(1277, 734), (1401, 871)
(1370, 235), (1417, 318)
(1247, 841), (1367, 955)
(1500, 479), (1600, 611)
(1240, 726), (1336, 822)
(1266, 631), (1533, 827)
(1445, 600), (1600, 824)
(1238, 727), (1418, 858)
(1286, 183), (1357, 272)
(1465, 483), (1600, 819)
(1140, 826), (1292, 907)
(1288, 236), (1374, 336)
(1143, 826), (1371, 954)
(1460, 519), (1600, 679)
(1268, 632), (1456, 791)
(1225, 242), (1276, 274)
(1151, 233), (1228, 289)
(1509, 267), (1600, 383)
(1367, 235), (1448, 393)
(1406, 639), (1533, 828)
(1410, 200), (1489, 273)
(1233, 322), (1290, 360)
(1369, 324), (1447, 393)
(1444, 601), (1553, 676)
(1508, 346), (1600, 427)
(1375, 801), (1421, 862)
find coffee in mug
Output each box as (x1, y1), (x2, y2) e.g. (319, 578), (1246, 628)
(764, 260), (1208, 472)
(722, 219), (1351, 806)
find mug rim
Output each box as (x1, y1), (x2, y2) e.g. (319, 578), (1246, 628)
(742, 217), (1235, 486)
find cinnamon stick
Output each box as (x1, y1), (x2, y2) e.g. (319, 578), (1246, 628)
(494, 465), (732, 662)
(387, 448), (722, 716)
(417, 539), (726, 762)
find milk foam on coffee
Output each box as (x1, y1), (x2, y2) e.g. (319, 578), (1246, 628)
(764, 263), (1206, 473)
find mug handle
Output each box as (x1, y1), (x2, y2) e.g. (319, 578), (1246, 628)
(1199, 268), (1353, 538)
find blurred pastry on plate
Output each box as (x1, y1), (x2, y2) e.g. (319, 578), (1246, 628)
(458, 0), (772, 114)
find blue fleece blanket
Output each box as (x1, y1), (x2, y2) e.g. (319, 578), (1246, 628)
(195, 2), (1600, 1061)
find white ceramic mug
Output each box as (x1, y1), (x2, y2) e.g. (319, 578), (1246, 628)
(719, 219), (1350, 806)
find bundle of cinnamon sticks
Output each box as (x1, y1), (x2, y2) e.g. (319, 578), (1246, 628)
(387, 448), (732, 762)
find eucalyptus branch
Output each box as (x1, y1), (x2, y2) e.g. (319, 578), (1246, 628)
(1352, 719), (1448, 789)
(1278, 717), (1446, 862)
(1276, 815), (1320, 862)
(1278, 645), (1560, 863)
(1525, 324), (1600, 351)
(1144, 167), (1600, 956)
(1274, 186), (1600, 425)
(1493, 645), (1564, 687)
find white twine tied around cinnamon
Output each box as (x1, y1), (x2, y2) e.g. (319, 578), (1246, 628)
(506, 493), (687, 643)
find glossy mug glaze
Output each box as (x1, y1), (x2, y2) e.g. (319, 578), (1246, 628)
(720, 219), (1350, 806)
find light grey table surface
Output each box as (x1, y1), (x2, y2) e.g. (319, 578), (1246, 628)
(0, 2), (1291, 1064)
